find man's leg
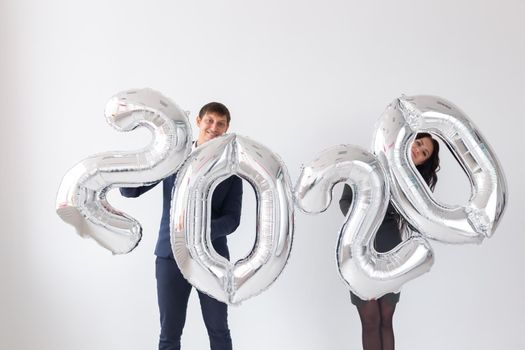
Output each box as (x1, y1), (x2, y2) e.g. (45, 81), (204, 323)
(156, 257), (192, 350)
(198, 291), (232, 350)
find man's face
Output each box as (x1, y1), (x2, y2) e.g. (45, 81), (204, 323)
(196, 112), (229, 145)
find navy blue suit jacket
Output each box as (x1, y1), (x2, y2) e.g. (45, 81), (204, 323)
(120, 174), (243, 259)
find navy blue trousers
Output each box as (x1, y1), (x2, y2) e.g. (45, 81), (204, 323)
(155, 257), (232, 350)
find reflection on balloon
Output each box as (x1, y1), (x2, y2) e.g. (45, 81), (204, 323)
(171, 133), (294, 305)
(372, 95), (507, 244)
(56, 88), (192, 254)
(295, 145), (433, 299)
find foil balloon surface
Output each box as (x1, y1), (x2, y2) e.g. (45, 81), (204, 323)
(171, 133), (294, 305)
(372, 95), (507, 244)
(295, 145), (433, 299)
(56, 88), (192, 254)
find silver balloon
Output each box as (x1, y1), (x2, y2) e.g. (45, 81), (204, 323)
(372, 95), (507, 244)
(295, 145), (433, 299)
(171, 133), (294, 305)
(56, 88), (192, 254)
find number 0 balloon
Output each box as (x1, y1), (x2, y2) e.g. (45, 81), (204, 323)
(372, 95), (507, 244)
(171, 134), (294, 304)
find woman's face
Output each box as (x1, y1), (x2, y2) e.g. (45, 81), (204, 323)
(411, 136), (434, 166)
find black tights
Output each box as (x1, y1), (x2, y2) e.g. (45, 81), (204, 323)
(356, 298), (396, 350)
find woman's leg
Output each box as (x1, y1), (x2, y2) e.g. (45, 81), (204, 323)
(378, 297), (397, 350)
(356, 300), (382, 350)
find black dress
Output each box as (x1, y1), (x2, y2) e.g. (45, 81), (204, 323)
(339, 184), (401, 306)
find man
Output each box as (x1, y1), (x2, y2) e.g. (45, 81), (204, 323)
(120, 102), (243, 350)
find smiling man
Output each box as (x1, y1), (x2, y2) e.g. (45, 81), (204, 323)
(120, 102), (243, 350)
(195, 105), (230, 145)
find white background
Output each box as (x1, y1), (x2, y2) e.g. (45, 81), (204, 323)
(1, 0), (524, 349)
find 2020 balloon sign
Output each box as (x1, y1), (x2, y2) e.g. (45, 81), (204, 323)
(56, 88), (507, 304)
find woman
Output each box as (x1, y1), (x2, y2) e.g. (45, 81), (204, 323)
(339, 133), (440, 350)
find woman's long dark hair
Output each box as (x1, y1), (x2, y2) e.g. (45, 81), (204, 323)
(414, 133), (440, 190)
(396, 133), (440, 233)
